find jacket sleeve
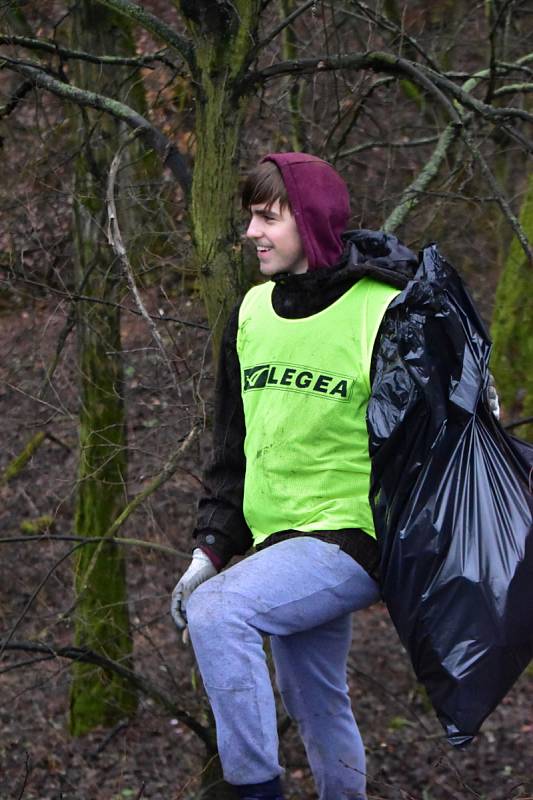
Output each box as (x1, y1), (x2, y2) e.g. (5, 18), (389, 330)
(192, 303), (253, 569)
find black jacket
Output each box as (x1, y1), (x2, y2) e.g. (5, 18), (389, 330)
(193, 230), (418, 576)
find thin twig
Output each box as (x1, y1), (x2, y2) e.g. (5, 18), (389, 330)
(2, 271), (208, 330)
(106, 131), (184, 400)
(75, 424), (201, 605)
(0, 534), (191, 559)
(16, 752), (31, 800)
(0, 542), (86, 662)
(253, 0), (316, 55)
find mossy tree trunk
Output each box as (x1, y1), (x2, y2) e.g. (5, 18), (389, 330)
(491, 172), (533, 441)
(69, 0), (141, 735)
(178, 0), (262, 357)
(280, 0), (307, 152)
(173, 6), (262, 789)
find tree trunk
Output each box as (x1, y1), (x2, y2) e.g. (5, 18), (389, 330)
(179, 0), (262, 356)
(490, 171), (533, 441)
(281, 0), (307, 152)
(69, 0), (140, 735)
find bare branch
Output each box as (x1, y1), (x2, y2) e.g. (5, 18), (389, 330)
(75, 423), (201, 603)
(461, 124), (533, 264)
(106, 133), (185, 399)
(94, 0), (194, 68)
(0, 541), (85, 661)
(244, 50), (533, 125)
(338, 135), (440, 158)
(1, 639), (211, 744)
(2, 270), (208, 330)
(493, 82), (533, 97)
(0, 34), (180, 70)
(347, 1), (441, 72)
(0, 57), (192, 195)
(0, 77), (33, 119)
(0, 534), (192, 560)
(253, 0), (316, 54)
(382, 123), (460, 233)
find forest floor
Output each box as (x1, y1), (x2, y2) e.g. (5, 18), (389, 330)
(0, 293), (531, 800)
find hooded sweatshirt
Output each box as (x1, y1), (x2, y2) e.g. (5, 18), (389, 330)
(261, 153), (351, 270)
(193, 154), (418, 575)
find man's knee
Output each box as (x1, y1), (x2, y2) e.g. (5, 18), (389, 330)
(187, 580), (247, 640)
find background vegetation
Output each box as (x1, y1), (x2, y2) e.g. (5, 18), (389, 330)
(0, 1), (531, 798)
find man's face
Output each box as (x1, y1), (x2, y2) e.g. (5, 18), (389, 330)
(246, 199), (308, 277)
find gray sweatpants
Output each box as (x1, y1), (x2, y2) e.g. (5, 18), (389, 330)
(187, 537), (380, 800)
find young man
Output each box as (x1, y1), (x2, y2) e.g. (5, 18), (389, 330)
(171, 153), (418, 800)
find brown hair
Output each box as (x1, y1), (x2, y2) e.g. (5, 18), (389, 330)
(241, 160), (292, 213)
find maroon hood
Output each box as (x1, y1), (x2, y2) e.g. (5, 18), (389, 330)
(261, 152), (350, 271)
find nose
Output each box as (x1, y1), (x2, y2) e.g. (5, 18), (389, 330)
(246, 214), (262, 240)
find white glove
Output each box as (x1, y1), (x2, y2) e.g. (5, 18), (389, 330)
(171, 548), (217, 631)
(487, 372), (500, 420)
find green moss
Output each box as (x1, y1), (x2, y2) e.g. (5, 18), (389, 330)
(68, 0), (139, 736)
(491, 174), (533, 441)
(1, 431), (46, 484)
(20, 515), (55, 535)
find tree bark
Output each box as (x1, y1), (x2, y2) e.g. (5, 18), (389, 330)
(491, 171), (533, 441)
(179, 0), (262, 358)
(69, 0), (140, 735)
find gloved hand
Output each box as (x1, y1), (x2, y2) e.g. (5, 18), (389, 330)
(487, 372), (500, 420)
(171, 548), (217, 631)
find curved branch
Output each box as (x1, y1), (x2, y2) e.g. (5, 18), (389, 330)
(0, 57), (191, 196)
(94, 0), (195, 69)
(107, 133), (184, 398)
(1, 639), (210, 744)
(244, 50), (533, 125)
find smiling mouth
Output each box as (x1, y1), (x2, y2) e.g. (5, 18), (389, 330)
(257, 246), (273, 253)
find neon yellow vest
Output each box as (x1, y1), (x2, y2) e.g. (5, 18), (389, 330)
(237, 277), (400, 546)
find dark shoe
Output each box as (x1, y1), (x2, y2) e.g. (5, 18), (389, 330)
(233, 776), (285, 799)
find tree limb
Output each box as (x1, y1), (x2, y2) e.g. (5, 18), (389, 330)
(1, 639), (211, 744)
(0, 34), (180, 70)
(493, 82), (533, 97)
(75, 423), (201, 603)
(2, 270), (208, 329)
(461, 124), (533, 264)
(0, 57), (192, 195)
(0, 534), (192, 560)
(0, 77), (33, 119)
(244, 50), (533, 125)
(106, 133), (187, 404)
(94, 0), (195, 68)
(339, 135), (440, 159)
(0, 542), (86, 661)
(253, 0), (316, 55)
(382, 123), (460, 233)
(348, 0), (441, 72)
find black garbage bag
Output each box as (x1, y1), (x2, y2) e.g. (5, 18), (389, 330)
(368, 243), (533, 747)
